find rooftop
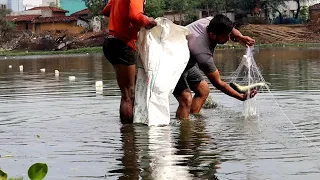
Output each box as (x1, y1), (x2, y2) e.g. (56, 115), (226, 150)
(32, 16), (78, 23)
(6, 15), (41, 22)
(310, 3), (320, 10)
(70, 8), (90, 16)
(28, 6), (69, 13)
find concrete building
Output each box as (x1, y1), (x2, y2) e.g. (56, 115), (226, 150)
(6, 6), (86, 33)
(0, 0), (6, 10)
(0, 0), (24, 11)
(42, 0), (59, 6)
(279, 0), (320, 17)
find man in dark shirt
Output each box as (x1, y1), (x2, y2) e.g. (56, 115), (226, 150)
(173, 15), (257, 119)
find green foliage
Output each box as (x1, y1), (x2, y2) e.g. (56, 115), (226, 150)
(94, 0), (292, 25)
(299, 5), (309, 23)
(0, 169), (8, 180)
(197, 0), (227, 14)
(0, 8), (15, 37)
(0, 163), (48, 180)
(0, 47), (103, 57)
(82, 0), (105, 17)
(8, 178), (23, 180)
(144, 0), (165, 18)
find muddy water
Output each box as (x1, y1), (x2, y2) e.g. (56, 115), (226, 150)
(0, 47), (320, 180)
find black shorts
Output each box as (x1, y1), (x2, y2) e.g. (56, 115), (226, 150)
(102, 36), (136, 65)
(173, 65), (205, 98)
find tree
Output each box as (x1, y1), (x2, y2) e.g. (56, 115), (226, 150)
(265, 0), (284, 23)
(82, 0), (106, 17)
(299, 5), (309, 23)
(144, 0), (166, 18)
(0, 8), (15, 38)
(293, 0), (315, 19)
(197, 0), (226, 16)
(164, 0), (201, 25)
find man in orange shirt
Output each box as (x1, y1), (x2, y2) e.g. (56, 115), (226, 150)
(102, 0), (156, 124)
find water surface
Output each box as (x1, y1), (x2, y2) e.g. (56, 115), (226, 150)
(0, 47), (320, 180)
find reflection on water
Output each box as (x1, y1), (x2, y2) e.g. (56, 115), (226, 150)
(0, 47), (320, 180)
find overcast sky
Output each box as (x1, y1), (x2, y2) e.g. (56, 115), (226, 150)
(23, 0), (41, 5)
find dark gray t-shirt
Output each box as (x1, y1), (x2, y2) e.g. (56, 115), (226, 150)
(186, 16), (217, 74)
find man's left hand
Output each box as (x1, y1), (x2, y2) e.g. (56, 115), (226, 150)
(238, 36), (255, 47)
(241, 89), (258, 101)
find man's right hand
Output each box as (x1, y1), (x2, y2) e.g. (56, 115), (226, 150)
(145, 17), (157, 29)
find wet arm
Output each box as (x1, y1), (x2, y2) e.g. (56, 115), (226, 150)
(129, 0), (150, 28)
(231, 28), (255, 46)
(205, 70), (245, 101)
(195, 53), (245, 101)
(230, 28), (243, 41)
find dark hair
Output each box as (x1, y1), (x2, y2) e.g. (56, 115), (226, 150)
(207, 14), (234, 35)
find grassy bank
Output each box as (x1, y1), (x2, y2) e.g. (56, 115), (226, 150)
(0, 47), (102, 57)
(1, 43), (320, 57)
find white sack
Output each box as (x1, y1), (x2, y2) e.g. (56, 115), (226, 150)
(133, 17), (190, 126)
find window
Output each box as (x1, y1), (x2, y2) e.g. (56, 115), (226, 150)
(0, 4), (7, 10)
(0, 4), (7, 9)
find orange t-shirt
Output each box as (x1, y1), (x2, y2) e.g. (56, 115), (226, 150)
(102, 0), (149, 51)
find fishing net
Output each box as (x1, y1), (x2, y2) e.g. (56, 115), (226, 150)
(228, 46), (269, 118)
(223, 46), (320, 159)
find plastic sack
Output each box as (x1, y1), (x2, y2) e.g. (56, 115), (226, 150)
(133, 17), (190, 126)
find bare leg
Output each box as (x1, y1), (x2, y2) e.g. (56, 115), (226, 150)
(113, 64), (136, 124)
(176, 89), (193, 120)
(190, 80), (209, 114)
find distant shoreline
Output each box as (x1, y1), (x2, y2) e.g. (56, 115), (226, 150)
(1, 43), (320, 58)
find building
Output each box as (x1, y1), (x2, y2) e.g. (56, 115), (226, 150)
(71, 8), (102, 32)
(0, 0), (6, 9)
(309, 3), (320, 23)
(0, 0), (24, 12)
(278, 0), (320, 17)
(42, 0), (59, 6)
(60, 0), (86, 15)
(23, 0), (58, 10)
(6, 6), (85, 33)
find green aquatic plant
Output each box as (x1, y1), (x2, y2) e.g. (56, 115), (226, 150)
(0, 169), (8, 180)
(28, 163), (48, 180)
(0, 163), (48, 180)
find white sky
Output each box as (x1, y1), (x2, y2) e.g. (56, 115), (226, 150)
(23, 0), (41, 5)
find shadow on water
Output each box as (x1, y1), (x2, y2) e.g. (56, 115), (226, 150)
(108, 120), (221, 180)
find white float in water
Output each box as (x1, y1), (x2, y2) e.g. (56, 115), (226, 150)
(95, 81), (103, 94)
(69, 76), (76, 81)
(40, 68), (45, 73)
(95, 81), (103, 87)
(19, 65), (23, 72)
(8, 65), (12, 68)
(55, 70), (59, 77)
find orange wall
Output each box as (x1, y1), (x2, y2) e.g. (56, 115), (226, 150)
(39, 22), (85, 34)
(14, 22), (35, 31)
